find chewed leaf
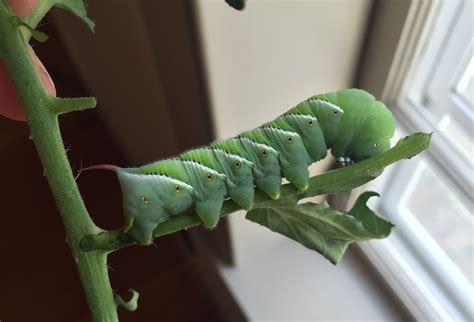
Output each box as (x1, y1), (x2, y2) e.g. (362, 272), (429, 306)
(246, 192), (393, 264)
(347, 191), (394, 237)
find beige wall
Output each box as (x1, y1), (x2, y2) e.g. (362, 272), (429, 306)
(197, 0), (369, 139)
(196, 0), (410, 320)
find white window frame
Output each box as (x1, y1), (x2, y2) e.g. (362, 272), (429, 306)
(350, 1), (474, 321)
(396, 0), (473, 207)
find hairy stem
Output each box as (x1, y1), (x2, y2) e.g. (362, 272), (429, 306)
(0, 4), (118, 322)
(80, 132), (431, 252)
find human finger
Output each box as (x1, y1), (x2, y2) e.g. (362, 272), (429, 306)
(7, 0), (39, 16)
(0, 46), (56, 121)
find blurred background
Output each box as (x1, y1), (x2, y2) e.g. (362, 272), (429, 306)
(0, 0), (472, 321)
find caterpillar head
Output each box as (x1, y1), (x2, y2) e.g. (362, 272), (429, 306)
(348, 100), (395, 163)
(352, 139), (391, 162)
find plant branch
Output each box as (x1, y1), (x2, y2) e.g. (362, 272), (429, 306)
(0, 3), (119, 322)
(80, 132), (431, 252)
(48, 96), (97, 115)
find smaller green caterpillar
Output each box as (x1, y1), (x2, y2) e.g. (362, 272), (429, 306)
(85, 89), (395, 244)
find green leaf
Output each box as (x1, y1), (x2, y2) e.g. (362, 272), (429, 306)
(15, 19), (49, 42)
(225, 0), (246, 11)
(348, 191), (393, 237)
(54, 0), (94, 30)
(246, 192), (393, 264)
(24, 0), (94, 31)
(28, 28), (49, 42)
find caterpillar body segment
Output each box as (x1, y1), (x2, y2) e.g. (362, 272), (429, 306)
(135, 159), (227, 229)
(266, 114), (328, 162)
(210, 138), (282, 200)
(288, 98), (344, 148)
(116, 169), (194, 244)
(95, 89), (395, 244)
(180, 148), (255, 210)
(240, 127), (311, 191)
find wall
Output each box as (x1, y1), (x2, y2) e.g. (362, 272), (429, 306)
(196, 0), (411, 320)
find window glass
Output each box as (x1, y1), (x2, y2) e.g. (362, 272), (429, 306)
(456, 55), (474, 106)
(398, 161), (474, 285)
(437, 115), (473, 155)
(423, 51), (474, 159)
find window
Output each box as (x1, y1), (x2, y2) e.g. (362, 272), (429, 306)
(356, 1), (473, 320)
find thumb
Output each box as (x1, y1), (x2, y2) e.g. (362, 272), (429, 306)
(0, 46), (56, 121)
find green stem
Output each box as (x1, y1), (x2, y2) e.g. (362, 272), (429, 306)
(49, 96), (97, 115)
(0, 4), (118, 322)
(80, 132), (431, 252)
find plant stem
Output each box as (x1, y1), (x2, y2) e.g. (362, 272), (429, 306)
(80, 132), (431, 252)
(0, 4), (118, 322)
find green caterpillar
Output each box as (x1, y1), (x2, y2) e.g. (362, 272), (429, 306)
(87, 89), (395, 244)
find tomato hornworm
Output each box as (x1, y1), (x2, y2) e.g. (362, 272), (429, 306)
(86, 89), (395, 244)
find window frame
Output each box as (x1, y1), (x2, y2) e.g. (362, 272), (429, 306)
(396, 0), (473, 208)
(351, 0), (474, 321)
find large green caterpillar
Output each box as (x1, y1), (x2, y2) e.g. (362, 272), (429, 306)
(87, 89), (395, 244)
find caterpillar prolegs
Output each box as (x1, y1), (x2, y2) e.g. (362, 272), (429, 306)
(90, 89), (395, 244)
